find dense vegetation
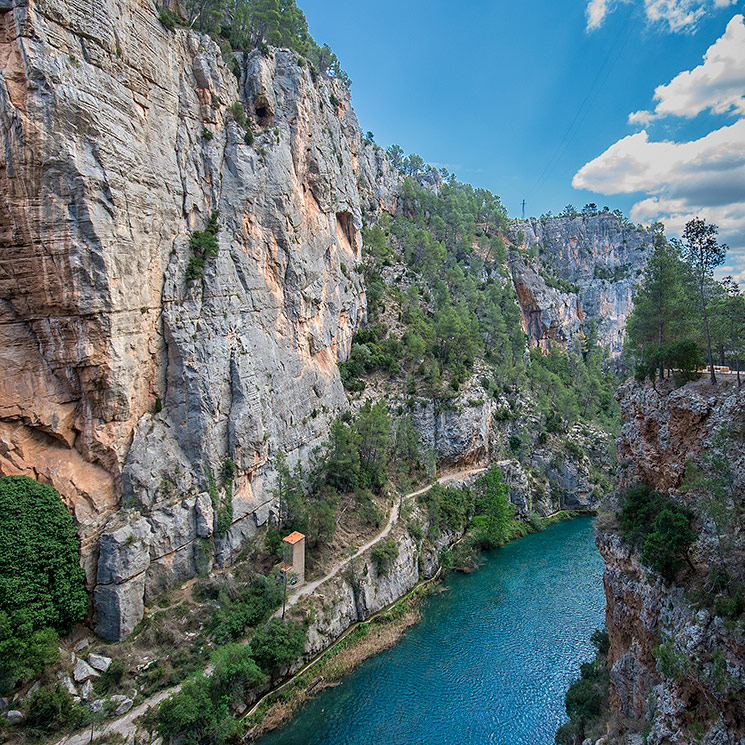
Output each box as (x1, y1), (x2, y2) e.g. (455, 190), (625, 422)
(160, 0), (350, 85)
(350, 168), (622, 437)
(0, 476), (88, 694)
(618, 485), (696, 584)
(626, 219), (742, 385)
(152, 622), (304, 743)
(555, 629), (610, 745)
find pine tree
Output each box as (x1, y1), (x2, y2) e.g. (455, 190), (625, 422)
(680, 218), (728, 384)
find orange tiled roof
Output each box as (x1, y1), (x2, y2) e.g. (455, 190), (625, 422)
(283, 531), (305, 545)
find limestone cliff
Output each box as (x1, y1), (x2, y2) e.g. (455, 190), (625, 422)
(0, 0), (642, 645)
(0, 0), (398, 639)
(598, 379), (745, 745)
(509, 215), (653, 357)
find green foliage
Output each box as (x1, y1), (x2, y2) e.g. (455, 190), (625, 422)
(371, 537), (399, 574)
(323, 418), (361, 492)
(637, 339), (705, 383)
(471, 466), (514, 548)
(155, 672), (237, 745)
(654, 640), (689, 680)
(210, 574), (283, 643)
(0, 476), (87, 693)
(555, 628), (610, 745)
(24, 683), (91, 735)
(641, 509), (696, 583)
(355, 400), (392, 492)
(249, 618), (306, 675)
(186, 211), (220, 282)
(211, 644), (267, 709)
(178, 0), (350, 85)
(619, 485), (695, 583)
(94, 658), (125, 694)
(418, 483), (473, 538)
(526, 343), (620, 433)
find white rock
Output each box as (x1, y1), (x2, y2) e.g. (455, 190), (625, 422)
(80, 680), (94, 700)
(61, 676), (78, 697)
(87, 653), (112, 672)
(5, 710), (23, 723)
(73, 658), (100, 683)
(109, 694), (133, 715)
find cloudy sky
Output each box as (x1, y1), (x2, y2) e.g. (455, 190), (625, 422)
(301, 0), (744, 280)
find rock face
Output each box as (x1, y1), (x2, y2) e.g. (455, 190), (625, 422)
(0, 0), (640, 643)
(509, 215), (653, 356)
(0, 0), (398, 638)
(598, 379), (745, 745)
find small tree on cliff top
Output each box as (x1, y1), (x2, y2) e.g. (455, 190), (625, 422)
(679, 218), (728, 384)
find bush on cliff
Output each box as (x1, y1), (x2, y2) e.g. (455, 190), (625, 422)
(619, 485), (696, 584)
(0, 476), (88, 693)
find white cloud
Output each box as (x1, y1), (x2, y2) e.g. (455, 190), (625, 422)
(572, 120), (745, 251)
(628, 109), (654, 125)
(586, 0), (737, 32)
(587, 0), (611, 30)
(628, 14), (745, 124)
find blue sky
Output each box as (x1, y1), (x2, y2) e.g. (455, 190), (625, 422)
(300, 0), (745, 280)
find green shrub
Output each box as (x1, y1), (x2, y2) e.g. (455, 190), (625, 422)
(418, 483), (473, 538)
(229, 101), (247, 127)
(641, 509), (696, 583)
(94, 657), (125, 693)
(566, 440), (585, 460)
(211, 644), (267, 709)
(201, 126), (213, 140)
(0, 476), (87, 693)
(211, 574), (283, 643)
(24, 683), (90, 734)
(185, 211), (220, 282)
(155, 673), (237, 745)
(371, 537), (399, 574)
(619, 485), (695, 583)
(250, 618), (306, 675)
(555, 628), (610, 745)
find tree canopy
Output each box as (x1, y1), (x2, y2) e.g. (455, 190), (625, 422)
(0, 476), (88, 693)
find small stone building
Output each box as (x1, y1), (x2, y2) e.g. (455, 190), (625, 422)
(282, 531), (305, 585)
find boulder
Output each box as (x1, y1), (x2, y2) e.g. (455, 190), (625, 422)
(87, 653), (112, 673)
(73, 657), (100, 683)
(109, 694), (134, 715)
(5, 710), (23, 723)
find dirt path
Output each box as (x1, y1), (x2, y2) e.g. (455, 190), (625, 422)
(53, 466), (485, 745)
(277, 465), (486, 616)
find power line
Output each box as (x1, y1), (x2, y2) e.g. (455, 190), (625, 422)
(526, 10), (639, 202)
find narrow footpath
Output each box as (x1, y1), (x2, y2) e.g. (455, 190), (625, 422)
(56, 466), (485, 745)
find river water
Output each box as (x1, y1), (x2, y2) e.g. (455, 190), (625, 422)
(260, 516), (605, 745)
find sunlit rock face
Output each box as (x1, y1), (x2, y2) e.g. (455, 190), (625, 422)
(509, 215), (653, 357)
(0, 0), (398, 638)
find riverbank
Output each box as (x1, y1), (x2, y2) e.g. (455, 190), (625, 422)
(256, 515), (605, 745)
(246, 509), (591, 741)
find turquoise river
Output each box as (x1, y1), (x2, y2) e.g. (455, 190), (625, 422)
(260, 516), (605, 745)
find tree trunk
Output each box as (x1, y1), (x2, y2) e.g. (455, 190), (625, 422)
(700, 281), (717, 384)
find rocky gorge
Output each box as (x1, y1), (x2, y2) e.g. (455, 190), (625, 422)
(0, 0), (655, 652)
(596, 379), (745, 745)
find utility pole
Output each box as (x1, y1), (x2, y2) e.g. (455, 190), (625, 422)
(521, 200), (526, 220)
(281, 569), (287, 619)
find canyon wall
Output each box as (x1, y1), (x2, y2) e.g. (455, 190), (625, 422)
(0, 0), (646, 642)
(0, 0), (398, 639)
(509, 215), (653, 357)
(598, 379), (745, 744)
